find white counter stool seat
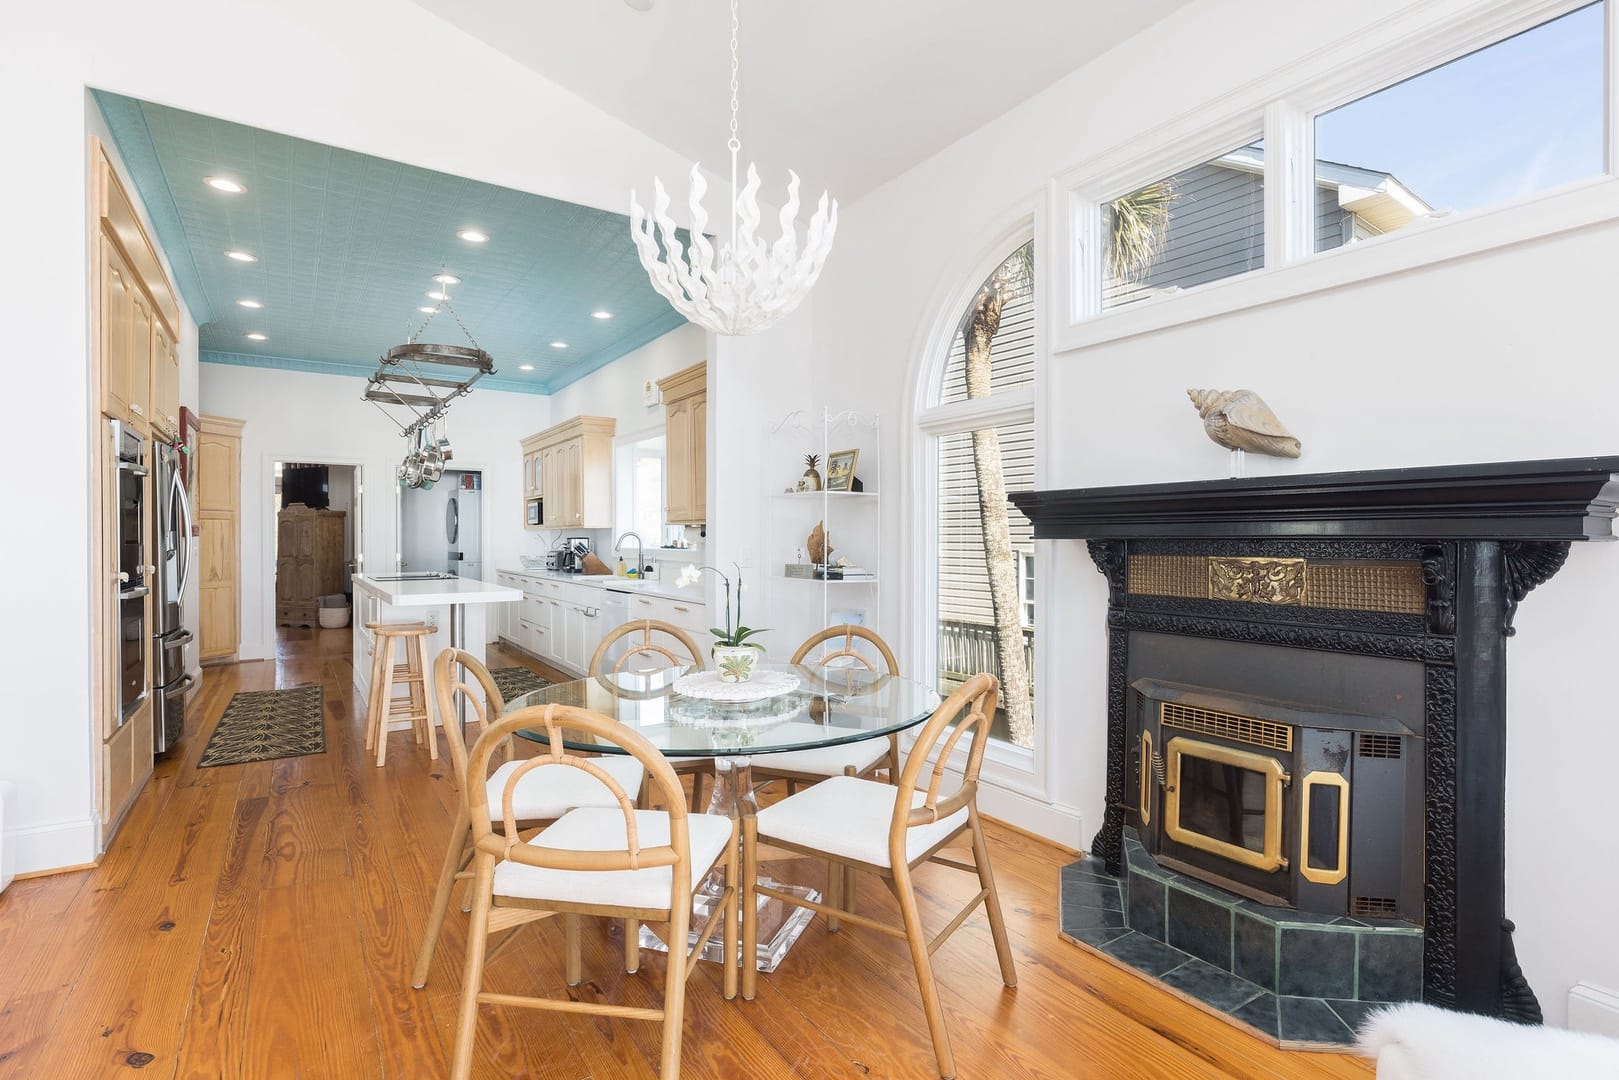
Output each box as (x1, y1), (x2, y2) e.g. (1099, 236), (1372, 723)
(410, 649), (645, 990)
(364, 621), (433, 767)
(741, 673), (1016, 1080)
(446, 702), (739, 1080)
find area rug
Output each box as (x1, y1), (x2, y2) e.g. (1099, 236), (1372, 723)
(489, 666), (550, 702)
(198, 685), (325, 767)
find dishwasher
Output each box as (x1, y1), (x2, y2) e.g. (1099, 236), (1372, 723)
(599, 586), (632, 662)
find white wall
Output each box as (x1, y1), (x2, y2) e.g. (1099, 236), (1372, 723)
(0, 0), (712, 875)
(200, 364), (549, 661)
(808, 0), (1619, 1025)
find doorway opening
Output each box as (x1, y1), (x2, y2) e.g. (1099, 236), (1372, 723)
(272, 461), (362, 658)
(398, 469), (485, 579)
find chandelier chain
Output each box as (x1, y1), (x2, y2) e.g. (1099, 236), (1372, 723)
(728, 0), (740, 155)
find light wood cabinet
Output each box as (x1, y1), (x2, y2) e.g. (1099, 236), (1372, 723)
(197, 415), (244, 662)
(99, 235), (136, 425)
(152, 321), (179, 440)
(520, 416), (616, 530)
(658, 362), (708, 525)
(275, 505), (347, 627)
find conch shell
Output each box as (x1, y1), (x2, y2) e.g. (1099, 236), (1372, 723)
(1187, 388), (1301, 459)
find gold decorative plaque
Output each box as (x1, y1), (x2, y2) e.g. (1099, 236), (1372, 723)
(1207, 557), (1307, 605)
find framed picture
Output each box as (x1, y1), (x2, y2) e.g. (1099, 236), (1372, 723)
(825, 448), (859, 491)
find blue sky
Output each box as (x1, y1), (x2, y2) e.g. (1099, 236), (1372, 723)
(1315, 1), (1605, 212)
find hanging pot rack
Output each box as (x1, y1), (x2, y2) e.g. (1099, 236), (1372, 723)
(366, 289), (497, 487)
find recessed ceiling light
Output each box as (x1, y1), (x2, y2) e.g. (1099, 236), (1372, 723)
(225, 250), (258, 262)
(236, 299), (263, 309)
(206, 176), (246, 194)
(518, 363), (536, 372)
(591, 310), (613, 319)
(433, 273), (461, 285)
(418, 305), (436, 313)
(623, 0), (655, 10)
(427, 290), (448, 301)
(457, 229), (489, 243)
(550, 341), (568, 349)
(245, 332), (268, 341)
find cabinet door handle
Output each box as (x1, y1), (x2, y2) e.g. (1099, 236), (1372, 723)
(673, 605), (690, 613)
(637, 598), (652, 606)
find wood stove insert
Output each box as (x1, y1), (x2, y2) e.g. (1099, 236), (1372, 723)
(1013, 457), (1619, 1024)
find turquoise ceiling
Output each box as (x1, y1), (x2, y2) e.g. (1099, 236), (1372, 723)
(93, 91), (688, 395)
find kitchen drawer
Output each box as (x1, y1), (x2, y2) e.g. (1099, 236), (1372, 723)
(625, 592), (707, 635)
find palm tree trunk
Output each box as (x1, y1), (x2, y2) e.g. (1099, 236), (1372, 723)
(962, 288), (1034, 747)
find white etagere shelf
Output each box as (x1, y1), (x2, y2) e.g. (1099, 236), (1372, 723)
(762, 408), (882, 660)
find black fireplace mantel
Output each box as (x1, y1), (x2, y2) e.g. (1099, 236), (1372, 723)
(1012, 457), (1619, 1025)
(1012, 457), (1619, 541)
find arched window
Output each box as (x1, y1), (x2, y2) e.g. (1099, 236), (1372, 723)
(918, 238), (1038, 751)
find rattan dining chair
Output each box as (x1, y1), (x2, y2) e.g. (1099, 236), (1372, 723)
(740, 673), (1016, 1080)
(410, 649), (646, 989)
(448, 702), (739, 1080)
(589, 618), (714, 813)
(751, 624), (902, 794)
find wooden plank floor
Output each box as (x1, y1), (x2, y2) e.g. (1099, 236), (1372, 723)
(0, 629), (1373, 1078)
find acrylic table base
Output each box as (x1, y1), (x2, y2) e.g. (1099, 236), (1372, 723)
(637, 754), (823, 972)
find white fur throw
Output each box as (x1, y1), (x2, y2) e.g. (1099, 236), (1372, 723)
(1358, 1002), (1619, 1079)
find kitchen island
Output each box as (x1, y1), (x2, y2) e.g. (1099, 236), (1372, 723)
(351, 573), (521, 738)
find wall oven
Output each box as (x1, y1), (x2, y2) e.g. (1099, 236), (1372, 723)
(113, 420), (149, 723)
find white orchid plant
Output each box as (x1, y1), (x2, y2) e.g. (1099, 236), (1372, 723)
(674, 562), (767, 651)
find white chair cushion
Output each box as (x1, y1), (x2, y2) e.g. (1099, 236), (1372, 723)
(752, 726), (890, 778)
(487, 755), (646, 822)
(755, 774), (969, 869)
(493, 808), (734, 911)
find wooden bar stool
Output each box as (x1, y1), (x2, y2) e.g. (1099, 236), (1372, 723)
(364, 622), (434, 767)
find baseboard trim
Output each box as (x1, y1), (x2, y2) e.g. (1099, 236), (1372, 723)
(14, 859), (99, 881)
(975, 782), (1085, 852)
(12, 816), (99, 877)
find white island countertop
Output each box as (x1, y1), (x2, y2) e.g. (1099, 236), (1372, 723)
(353, 573), (521, 607)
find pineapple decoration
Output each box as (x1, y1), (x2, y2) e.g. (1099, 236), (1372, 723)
(801, 453), (824, 491)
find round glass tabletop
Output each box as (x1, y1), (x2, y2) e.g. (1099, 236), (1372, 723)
(503, 662), (942, 757)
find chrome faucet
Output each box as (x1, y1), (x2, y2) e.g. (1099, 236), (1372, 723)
(614, 531), (645, 578)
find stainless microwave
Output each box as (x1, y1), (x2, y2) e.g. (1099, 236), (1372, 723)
(526, 497), (542, 526)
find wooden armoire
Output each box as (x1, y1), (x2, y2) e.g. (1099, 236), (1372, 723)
(276, 504), (347, 627)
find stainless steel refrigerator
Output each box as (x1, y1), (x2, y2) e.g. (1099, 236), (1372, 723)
(400, 470), (483, 579)
(152, 439), (194, 753)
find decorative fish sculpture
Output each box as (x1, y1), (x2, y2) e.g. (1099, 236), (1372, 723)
(1187, 388), (1301, 459)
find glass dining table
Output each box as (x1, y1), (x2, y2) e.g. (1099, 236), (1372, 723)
(502, 662), (942, 970)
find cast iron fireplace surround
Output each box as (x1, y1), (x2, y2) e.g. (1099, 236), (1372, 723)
(1012, 457), (1619, 1022)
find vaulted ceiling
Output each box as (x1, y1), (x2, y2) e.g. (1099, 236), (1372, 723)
(410, 0), (1196, 200)
(94, 91), (689, 394)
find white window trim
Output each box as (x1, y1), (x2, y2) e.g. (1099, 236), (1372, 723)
(1050, 0), (1614, 355)
(905, 204), (1053, 801)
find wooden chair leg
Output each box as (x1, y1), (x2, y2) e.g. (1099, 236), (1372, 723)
(449, 853), (495, 1080)
(826, 858), (844, 933)
(894, 861), (956, 1080)
(564, 913), (583, 987)
(843, 864), (859, 920)
(741, 815), (760, 1001)
(660, 878), (693, 1079)
(721, 829), (740, 1002)
(970, 809), (1017, 987)
(624, 918), (640, 974)
(688, 770), (706, 813)
(375, 634), (398, 768)
(413, 808), (471, 989)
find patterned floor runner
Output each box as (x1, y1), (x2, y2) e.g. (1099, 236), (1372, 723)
(488, 666), (551, 702)
(198, 685), (326, 767)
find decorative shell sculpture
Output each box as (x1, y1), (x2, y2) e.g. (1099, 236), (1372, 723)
(1187, 389), (1302, 459)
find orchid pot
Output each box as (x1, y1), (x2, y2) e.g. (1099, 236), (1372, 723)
(712, 645), (760, 683)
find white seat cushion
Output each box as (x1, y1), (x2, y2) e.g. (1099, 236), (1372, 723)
(487, 755), (646, 822)
(493, 808), (734, 910)
(752, 726), (890, 778)
(755, 774), (969, 869)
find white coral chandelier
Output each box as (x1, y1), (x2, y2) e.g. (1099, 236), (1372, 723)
(630, 0), (837, 336)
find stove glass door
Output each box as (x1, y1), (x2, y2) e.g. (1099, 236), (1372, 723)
(1164, 736), (1289, 873)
